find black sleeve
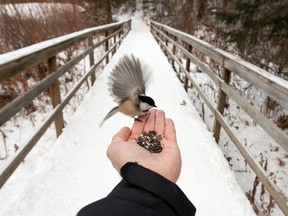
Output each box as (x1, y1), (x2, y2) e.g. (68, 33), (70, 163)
(77, 162), (196, 216)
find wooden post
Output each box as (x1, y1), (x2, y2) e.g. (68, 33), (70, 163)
(213, 68), (231, 143)
(105, 31), (109, 64)
(172, 35), (177, 71)
(129, 20), (132, 30)
(47, 56), (64, 137)
(157, 27), (162, 49)
(184, 44), (192, 91)
(118, 25), (122, 45)
(88, 37), (96, 85)
(112, 28), (117, 55)
(165, 31), (168, 47)
(165, 31), (169, 57)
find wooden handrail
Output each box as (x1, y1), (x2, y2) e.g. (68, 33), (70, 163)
(151, 21), (288, 111)
(0, 21), (130, 82)
(0, 19), (131, 188)
(150, 20), (288, 215)
(151, 20), (288, 151)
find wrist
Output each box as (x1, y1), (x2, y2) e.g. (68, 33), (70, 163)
(120, 162), (174, 183)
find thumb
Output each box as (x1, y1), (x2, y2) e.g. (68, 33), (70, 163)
(112, 127), (131, 142)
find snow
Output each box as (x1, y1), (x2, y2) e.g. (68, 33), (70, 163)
(0, 13), (256, 216)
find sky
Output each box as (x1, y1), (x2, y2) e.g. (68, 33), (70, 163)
(0, 8), (257, 216)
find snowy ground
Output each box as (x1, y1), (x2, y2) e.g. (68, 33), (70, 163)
(0, 13), (256, 216)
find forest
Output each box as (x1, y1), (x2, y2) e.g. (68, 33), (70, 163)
(1, 0), (287, 79)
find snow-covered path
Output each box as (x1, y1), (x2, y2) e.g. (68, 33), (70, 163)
(0, 18), (256, 216)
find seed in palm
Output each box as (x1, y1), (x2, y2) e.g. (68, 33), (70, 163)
(136, 130), (163, 153)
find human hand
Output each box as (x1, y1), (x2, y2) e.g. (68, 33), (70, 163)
(107, 109), (181, 183)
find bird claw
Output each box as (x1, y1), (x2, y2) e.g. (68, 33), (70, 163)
(134, 117), (142, 122)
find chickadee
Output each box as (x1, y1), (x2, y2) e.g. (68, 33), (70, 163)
(99, 54), (156, 127)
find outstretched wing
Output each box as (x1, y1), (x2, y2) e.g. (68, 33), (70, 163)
(108, 54), (149, 104)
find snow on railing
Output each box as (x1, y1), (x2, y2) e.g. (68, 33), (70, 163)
(0, 19), (131, 188)
(151, 20), (288, 215)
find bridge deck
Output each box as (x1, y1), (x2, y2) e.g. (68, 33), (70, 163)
(0, 18), (255, 216)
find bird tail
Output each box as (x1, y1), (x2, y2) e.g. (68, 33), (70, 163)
(99, 106), (119, 127)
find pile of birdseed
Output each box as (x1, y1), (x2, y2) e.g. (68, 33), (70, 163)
(136, 130), (163, 153)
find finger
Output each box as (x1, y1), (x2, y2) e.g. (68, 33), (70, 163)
(154, 110), (165, 135)
(130, 112), (149, 139)
(144, 109), (156, 132)
(164, 118), (177, 143)
(112, 127), (131, 142)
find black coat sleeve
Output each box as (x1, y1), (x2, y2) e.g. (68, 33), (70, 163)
(77, 162), (196, 216)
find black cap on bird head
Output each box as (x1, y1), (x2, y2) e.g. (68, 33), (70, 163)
(138, 95), (157, 107)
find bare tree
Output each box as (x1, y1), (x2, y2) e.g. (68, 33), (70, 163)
(83, 0), (113, 25)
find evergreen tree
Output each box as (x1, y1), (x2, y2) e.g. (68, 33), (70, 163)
(212, 0), (288, 72)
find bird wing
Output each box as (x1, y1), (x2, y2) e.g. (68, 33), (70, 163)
(108, 54), (149, 104)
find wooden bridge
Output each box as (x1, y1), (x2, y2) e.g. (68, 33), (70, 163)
(0, 18), (287, 215)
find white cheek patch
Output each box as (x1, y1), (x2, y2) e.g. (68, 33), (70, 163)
(140, 102), (153, 112)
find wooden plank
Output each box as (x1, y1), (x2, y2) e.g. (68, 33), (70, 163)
(0, 20), (131, 83)
(87, 26), (124, 84)
(152, 25), (221, 86)
(0, 47), (93, 127)
(153, 23), (288, 151)
(221, 82), (288, 152)
(152, 25), (288, 214)
(0, 35), (123, 189)
(0, 21), (130, 188)
(0, 106), (59, 188)
(224, 58), (288, 110)
(151, 21), (288, 111)
(213, 106), (288, 215)
(93, 27), (123, 50)
(152, 31), (218, 116)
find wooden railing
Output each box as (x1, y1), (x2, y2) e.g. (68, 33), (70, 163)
(151, 20), (288, 215)
(0, 19), (131, 188)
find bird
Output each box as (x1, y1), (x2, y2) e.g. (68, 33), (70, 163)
(99, 54), (156, 127)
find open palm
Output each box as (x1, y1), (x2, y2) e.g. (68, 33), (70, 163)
(107, 109), (182, 183)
